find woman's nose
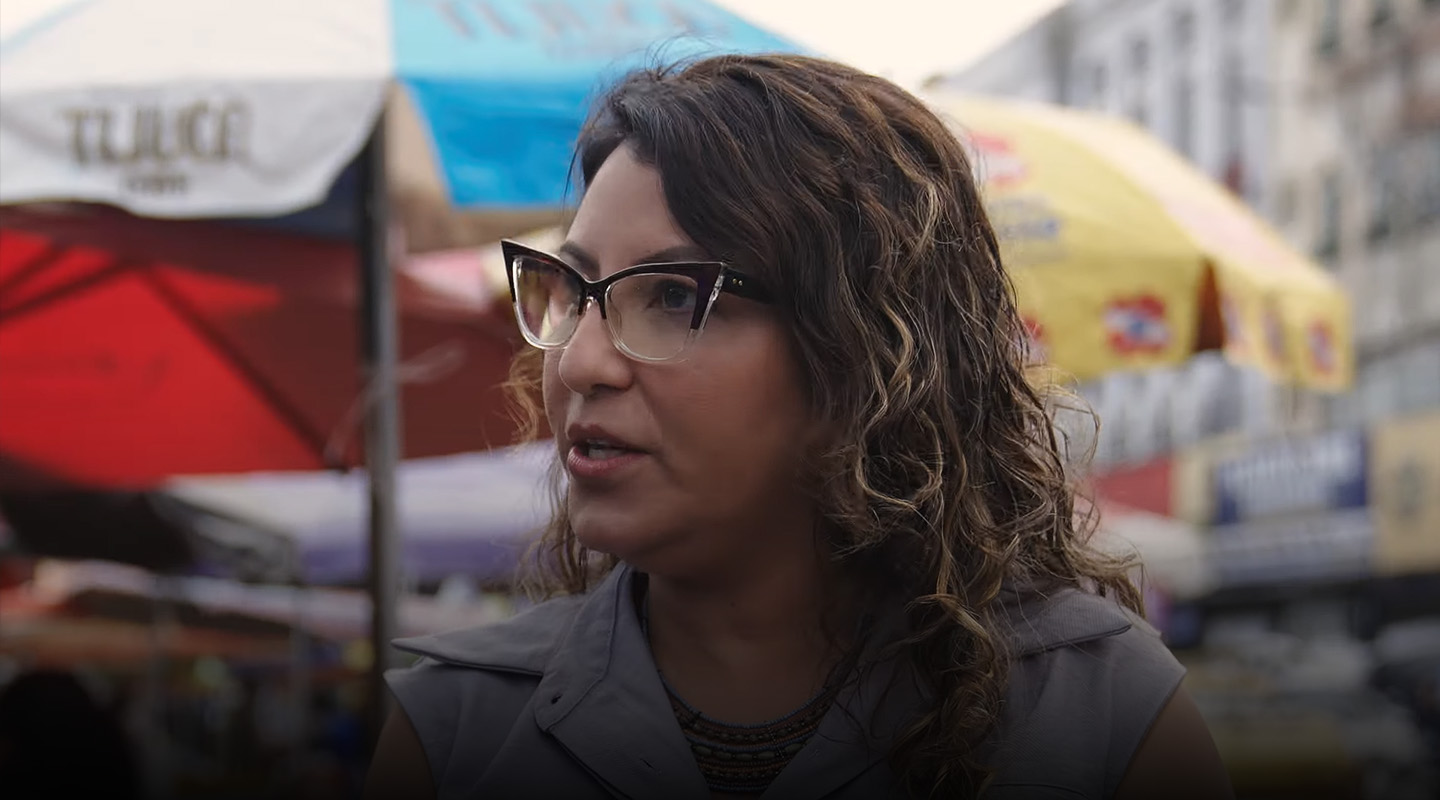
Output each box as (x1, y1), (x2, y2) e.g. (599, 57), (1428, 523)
(556, 299), (633, 396)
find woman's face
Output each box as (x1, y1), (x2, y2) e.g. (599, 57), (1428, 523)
(543, 145), (821, 579)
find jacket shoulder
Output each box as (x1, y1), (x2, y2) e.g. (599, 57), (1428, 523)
(1000, 585), (1147, 657)
(992, 587), (1186, 798)
(383, 593), (594, 795)
(393, 591), (588, 674)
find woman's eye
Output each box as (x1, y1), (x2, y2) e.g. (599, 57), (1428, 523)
(654, 281), (696, 311)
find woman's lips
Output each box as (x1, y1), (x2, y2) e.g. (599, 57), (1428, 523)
(565, 443), (647, 482)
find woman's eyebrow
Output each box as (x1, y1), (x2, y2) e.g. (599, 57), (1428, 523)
(633, 245), (714, 265)
(558, 242), (717, 277)
(557, 241), (599, 278)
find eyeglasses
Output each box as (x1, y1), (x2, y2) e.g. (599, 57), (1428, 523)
(501, 240), (773, 362)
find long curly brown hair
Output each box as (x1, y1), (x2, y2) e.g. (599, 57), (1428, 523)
(505, 53), (1142, 798)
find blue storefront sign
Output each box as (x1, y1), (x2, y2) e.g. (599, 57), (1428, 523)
(1208, 508), (1374, 588)
(1212, 429), (1368, 526)
(1208, 429), (1373, 589)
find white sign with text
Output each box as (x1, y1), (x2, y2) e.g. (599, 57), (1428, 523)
(1, 84), (386, 217)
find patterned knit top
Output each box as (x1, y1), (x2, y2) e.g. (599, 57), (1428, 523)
(638, 586), (841, 794)
(661, 673), (840, 794)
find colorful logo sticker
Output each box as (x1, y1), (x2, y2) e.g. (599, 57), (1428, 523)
(1104, 295), (1170, 355)
(988, 196), (1066, 268)
(1220, 294), (1245, 352)
(1391, 460), (1426, 522)
(989, 196), (1062, 242)
(1021, 316), (1048, 363)
(1308, 320), (1336, 376)
(963, 131), (1029, 188)
(1262, 301), (1287, 364)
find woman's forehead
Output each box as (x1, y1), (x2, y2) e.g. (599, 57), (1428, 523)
(567, 147), (703, 274)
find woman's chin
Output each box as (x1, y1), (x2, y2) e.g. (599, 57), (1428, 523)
(569, 504), (654, 561)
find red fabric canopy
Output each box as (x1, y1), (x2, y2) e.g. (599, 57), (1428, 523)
(0, 205), (528, 490)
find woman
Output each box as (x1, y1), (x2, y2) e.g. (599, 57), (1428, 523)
(367, 54), (1231, 799)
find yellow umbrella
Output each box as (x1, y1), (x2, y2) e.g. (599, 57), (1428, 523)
(925, 92), (1352, 390)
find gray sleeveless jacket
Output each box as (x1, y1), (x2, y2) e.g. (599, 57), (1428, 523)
(387, 565), (1184, 799)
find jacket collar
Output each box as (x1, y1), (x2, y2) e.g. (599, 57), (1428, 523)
(531, 565), (708, 797)
(393, 566), (1138, 799)
(392, 590), (586, 675)
(394, 573), (1134, 676)
(1000, 584), (1137, 656)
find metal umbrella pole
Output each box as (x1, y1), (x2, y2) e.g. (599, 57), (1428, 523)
(287, 576), (312, 782)
(356, 115), (402, 745)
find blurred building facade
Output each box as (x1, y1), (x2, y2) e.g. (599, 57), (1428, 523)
(931, 0), (1279, 467)
(1268, 0), (1440, 429)
(937, 10), (1440, 792)
(938, 0), (1269, 202)
(933, 0), (1440, 461)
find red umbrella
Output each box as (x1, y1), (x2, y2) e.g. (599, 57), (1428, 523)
(0, 205), (526, 490)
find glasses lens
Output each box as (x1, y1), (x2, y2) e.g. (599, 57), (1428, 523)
(512, 256), (580, 346)
(607, 273), (701, 360)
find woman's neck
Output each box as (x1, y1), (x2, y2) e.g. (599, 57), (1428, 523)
(642, 546), (856, 723)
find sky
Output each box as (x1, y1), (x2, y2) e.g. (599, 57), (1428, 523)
(715, 0), (1066, 88)
(0, 1), (1064, 89)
